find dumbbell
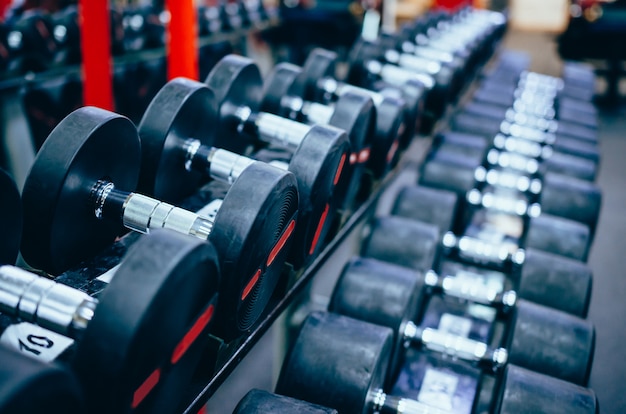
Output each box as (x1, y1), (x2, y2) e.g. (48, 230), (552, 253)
(0, 229), (219, 414)
(219, 0), (246, 32)
(5, 9), (58, 73)
(203, 54), (351, 266)
(20, 107), (298, 340)
(348, 37), (453, 128)
(458, 99), (599, 150)
(450, 103), (600, 164)
(276, 311), (597, 414)
(234, 389), (337, 413)
(51, 5), (125, 66)
(298, 48), (410, 175)
(330, 256), (594, 386)
(260, 62), (376, 210)
(50, 5), (81, 65)
(419, 152), (601, 258)
(137, 76), (346, 272)
(472, 75), (598, 130)
(198, 3), (224, 36)
(475, 66), (598, 127)
(377, 31), (468, 101)
(369, 186), (593, 317)
(398, 11), (503, 78)
(431, 130), (598, 182)
(122, 4), (165, 52)
(0, 169), (21, 265)
(0, 344), (84, 413)
(485, 64), (597, 105)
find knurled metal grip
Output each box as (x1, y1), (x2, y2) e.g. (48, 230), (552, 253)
(442, 232), (527, 267)
(512, 99), (556, 120)
(466, 189), (539, 217)
(424, 270), (517, 311)
(403, 322), (509, 370)
(367, 60), (436, 90)
(122, 193), (213, 239)
(208, 148), (256, 184)
(301, 101), (334, 126)
(504, 108), (559, 133)
(254, 112), (311, 151)
(500, 121), (557, 145)
(0, 266), (96, 338)
(474, 167), (542, 194)
(402, 43), (455, 64)
(491, 135), (553, 163)
(384, 49), (442, 76)
(331, 81), (385, 106)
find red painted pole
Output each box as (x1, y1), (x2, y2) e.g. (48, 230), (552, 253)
(79, 0), (114, 110)
(166, 0), (199, 80)
(434, 0), (472, 11)
(0, 0), (11, 21)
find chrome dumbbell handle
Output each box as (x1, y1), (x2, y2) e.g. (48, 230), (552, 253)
(0, 266), (96, 339)
(403, 322), (508, 371)
(423, 270), (517, 313)
(91, 180), (214, 240)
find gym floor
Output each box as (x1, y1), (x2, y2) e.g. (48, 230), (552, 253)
(205, 29), (626, 413)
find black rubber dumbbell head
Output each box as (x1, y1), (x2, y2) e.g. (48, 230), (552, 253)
(204, 54), (263, 154)
(73, 230), (220, 414)
(391, 185), (459, 235)
(0, 346), (83, 414)
(21, 107), (140, 273)
(329, 256), (425, 385)
(540, 172), (601, 238)
(276, 311), (393, 414)
(362, 216), (439, 272)
(137, 77), (218, 202)
(525, 214), (591, 261)
(506, 299), (595, 386)
(517, 248), (593, 318)
(495, 365), (597, 414)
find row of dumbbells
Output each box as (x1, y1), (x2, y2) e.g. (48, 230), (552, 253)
(0, 8), (509, 413)
(227, 50), (603, 413)
(0, 0), (270, 75)
(20, 4), (505, 153)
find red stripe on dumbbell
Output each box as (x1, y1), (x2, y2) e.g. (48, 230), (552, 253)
(267, 219), (296, 267)
(387, 139), (400, 164)
(131, 368), (161, 408)
(241, 269), (261, 301)
(309, 203), (330, 256)
(334, 154), (347, 186)
(171, 304), (215, 365)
